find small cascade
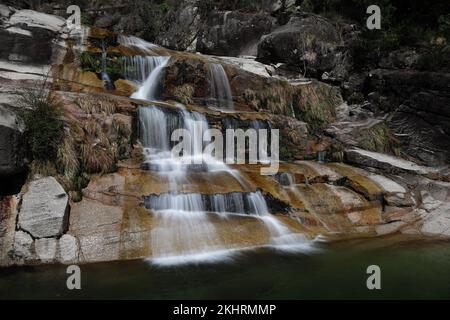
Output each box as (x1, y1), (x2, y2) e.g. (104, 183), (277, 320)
(126, 56), (170, 101)
(123, 56), (164, 84)
(100, 39), (113, 89)
(137, 105), (311, 263)
(117, 35), (157, 51)
(208, 63), (234, 110)
(278, 172), (295, 186)
(317, 151), (327, 163)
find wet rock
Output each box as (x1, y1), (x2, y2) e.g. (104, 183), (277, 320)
(368, 174), (414, 207)
(18, 177), (69, 239)
(345, 148), (437, 176)
(375, 221), (407, 236)
(198, 11), (276, 56)
(0, 105), (26, 177)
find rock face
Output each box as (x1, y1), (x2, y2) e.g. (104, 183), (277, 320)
(345, 148), (438, 176)
(8, 10), (65, 33)
(18, 177), (69, 239)
(0, 105), (26, 177)
(257, 14), (345, 78)
(197, 11), (276, 56)
(369, 69), (450, 166)
(156, 0), (201, 51)
(0, 9), (63, 64)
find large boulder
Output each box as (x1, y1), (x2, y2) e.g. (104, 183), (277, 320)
(0, 105), (26, 177)
(18, 177), (69, 238)
(257, 14), (345, 78)
(197, 11), (276, 56)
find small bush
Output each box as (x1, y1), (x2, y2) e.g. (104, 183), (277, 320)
(19, 91), (64, 162)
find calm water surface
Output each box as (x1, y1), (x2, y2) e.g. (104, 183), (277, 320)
(1, 235), (450, 299)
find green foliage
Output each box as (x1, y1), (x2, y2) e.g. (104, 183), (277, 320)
(301, 102), (329, 130)
(80, 51), (125, 82)
(19, 91), (63, 162)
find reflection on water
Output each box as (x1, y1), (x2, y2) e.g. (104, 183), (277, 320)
(1, 235), (450, 299)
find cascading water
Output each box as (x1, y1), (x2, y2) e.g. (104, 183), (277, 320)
(208, 63), (234, 110)
(124, 56), (170, 101)
(117, 35), (158, 51)
(100, 39), (113, 89)
(120, 35), (313, 264)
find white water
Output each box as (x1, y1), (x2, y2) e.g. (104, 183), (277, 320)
(208, 63), (234, 110)
(118, 35), (158, 52)
(129, 56), (170, 101)
(118, 35), (313, 264)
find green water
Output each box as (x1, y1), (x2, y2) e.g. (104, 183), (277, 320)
(1, 235), (450, 299)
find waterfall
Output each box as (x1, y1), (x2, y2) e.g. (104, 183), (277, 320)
(123, 56), (164, 84)
(116, 34), (313, 264)
(125, 56), (170, 101)
(208, 63), (234, 110)
(100, 39), (113, 89)
(138, 107), (170, 152)
(117, 35), (157, 51)
(137, 105), (312, 263)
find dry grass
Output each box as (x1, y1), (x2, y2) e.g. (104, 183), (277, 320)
(30, 160), (58, 177)
(173, 84), (194, 105)
(358, 122), (401, 156)
(79, 142), (116, 174)
(75, 96), (117, 115)
(57, 133), (80, 180)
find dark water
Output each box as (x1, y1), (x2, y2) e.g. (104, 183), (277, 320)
(1, 235), (450, 299)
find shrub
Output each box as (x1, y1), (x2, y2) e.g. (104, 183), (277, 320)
(18, 90), (64, 162)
